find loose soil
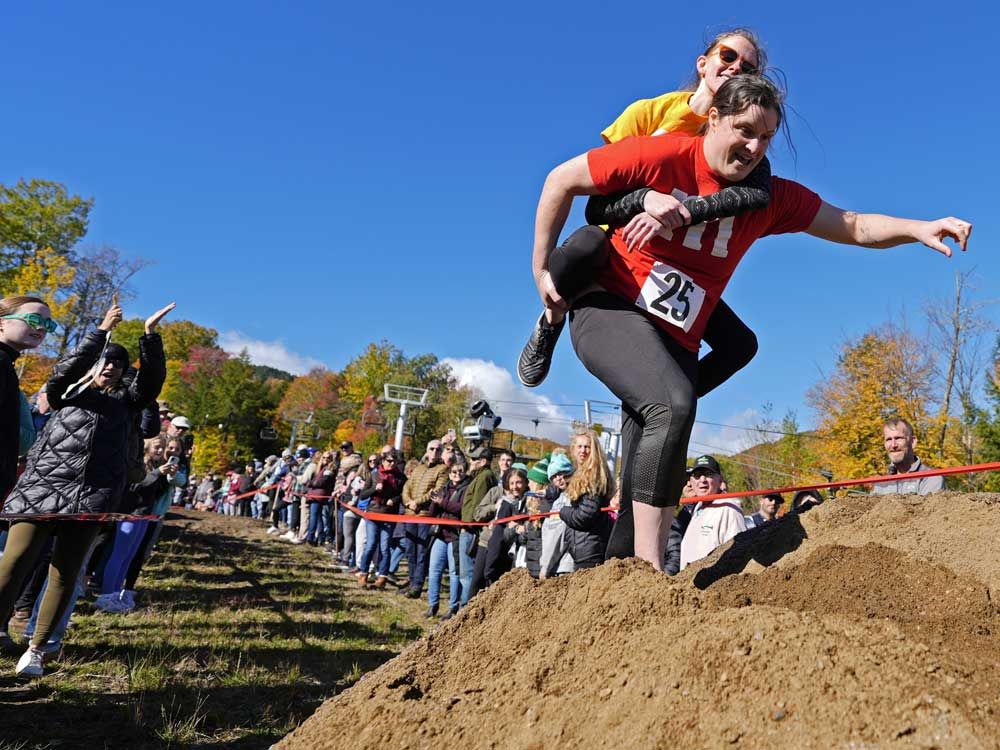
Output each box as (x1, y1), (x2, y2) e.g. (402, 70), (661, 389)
(278, 492), (1000, 749)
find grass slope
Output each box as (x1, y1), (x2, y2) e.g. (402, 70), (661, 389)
(0, 510), (428, 749)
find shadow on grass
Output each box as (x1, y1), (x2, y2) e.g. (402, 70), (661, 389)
(0, 511), (424, 750)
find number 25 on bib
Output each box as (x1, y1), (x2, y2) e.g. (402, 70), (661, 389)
(636, 263), (706, 333)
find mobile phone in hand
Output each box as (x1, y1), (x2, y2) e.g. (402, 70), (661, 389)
(167, 456), (180, 466)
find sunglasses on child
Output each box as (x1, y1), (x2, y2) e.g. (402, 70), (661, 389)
(2, 313), (59, 333)
(717, 45), (758, 75)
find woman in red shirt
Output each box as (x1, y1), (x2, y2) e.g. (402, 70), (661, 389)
(530, 75), (971, 570)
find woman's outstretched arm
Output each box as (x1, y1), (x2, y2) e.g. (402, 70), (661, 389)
(805, 202), (972, 255)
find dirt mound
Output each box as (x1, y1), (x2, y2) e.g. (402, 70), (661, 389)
(278, 493), (1000, 749)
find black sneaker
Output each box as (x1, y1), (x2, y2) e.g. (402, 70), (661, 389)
(517, 312), (565, 388)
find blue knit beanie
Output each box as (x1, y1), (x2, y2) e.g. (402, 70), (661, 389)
(547, 453), (574, 479)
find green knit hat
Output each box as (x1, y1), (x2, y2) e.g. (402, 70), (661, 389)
(527, 458), (549, 485)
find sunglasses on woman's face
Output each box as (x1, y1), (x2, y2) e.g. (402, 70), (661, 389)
(717, 45), (757, 75)
(2, 313), (59, 333)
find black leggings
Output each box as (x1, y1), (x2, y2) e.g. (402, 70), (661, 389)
(549, 225), (758, 398)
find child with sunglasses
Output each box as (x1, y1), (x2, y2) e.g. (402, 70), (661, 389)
(518, 27), (771, 396)
(0, 296), (56, 510)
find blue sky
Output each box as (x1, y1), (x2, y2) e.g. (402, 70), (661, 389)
(4, 1), (996, 454)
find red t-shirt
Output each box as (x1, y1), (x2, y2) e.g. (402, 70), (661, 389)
(587, 134), (822, 352)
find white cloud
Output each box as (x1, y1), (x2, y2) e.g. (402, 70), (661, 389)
(441, 357), (573, 442)
(688, 408), (768, 458)
(218, 331), (325, 376)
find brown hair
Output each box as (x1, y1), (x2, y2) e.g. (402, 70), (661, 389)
(702, 74), (794, 159)
(503, 467), (528, 493)
(0, 295), (47, 317)
(710, 74), (785, 129)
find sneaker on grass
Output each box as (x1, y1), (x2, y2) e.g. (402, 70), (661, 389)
(15, 647), (44, 678)
(517, 312), (565, 388)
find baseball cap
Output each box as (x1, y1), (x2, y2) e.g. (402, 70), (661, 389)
(687, 455), (721, 475)
(340, 440), (353, 449)
(171, 416), (192, 429)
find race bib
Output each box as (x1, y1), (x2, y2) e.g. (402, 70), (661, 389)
(635, 262), (705, 332)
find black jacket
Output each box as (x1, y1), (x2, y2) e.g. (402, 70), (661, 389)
(0, 342), (22, 499)
(359, 467), (404, 514)
(3, 329), (166, 516)
(484, 494), (527, 584)
(559, 493), (611, 569)
(131, 467), (170, 515)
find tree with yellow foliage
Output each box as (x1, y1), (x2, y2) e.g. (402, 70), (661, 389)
(807, 324), (937, 480)
(2, 245), (77, 327)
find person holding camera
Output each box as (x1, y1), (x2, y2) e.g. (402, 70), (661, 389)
(0, 300), (171, 676)
(94, 435), (181, 613)
(118, 435), (187, 609)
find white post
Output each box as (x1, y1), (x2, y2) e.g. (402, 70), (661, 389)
(394, 403), (408, 450)
(584, 400), (592, 426)
(607, 430), (620, 475)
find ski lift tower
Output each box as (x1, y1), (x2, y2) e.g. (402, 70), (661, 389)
(383, 384), (429, 451)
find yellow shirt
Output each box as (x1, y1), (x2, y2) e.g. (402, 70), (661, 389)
(600, 90), (706, 144)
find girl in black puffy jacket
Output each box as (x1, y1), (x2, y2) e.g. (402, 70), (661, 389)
(0, 301), (172, 677)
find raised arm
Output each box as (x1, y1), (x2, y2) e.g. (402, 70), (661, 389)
(805, 202), (972, 255)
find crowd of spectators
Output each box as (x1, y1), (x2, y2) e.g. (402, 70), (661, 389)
(0, 293), (952, 679)
(175, 429), (615, 621)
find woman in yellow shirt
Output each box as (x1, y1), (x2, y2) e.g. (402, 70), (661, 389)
(518, 28), (770, 402)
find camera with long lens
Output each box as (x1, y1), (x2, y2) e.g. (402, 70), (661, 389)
(462, 400), (502, 449)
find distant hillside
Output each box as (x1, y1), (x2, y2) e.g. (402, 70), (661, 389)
(252, 364), (295, 382)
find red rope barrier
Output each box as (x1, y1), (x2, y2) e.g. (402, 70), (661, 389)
(4, 462), (996, 524)
(677, 460), (1000, 505)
